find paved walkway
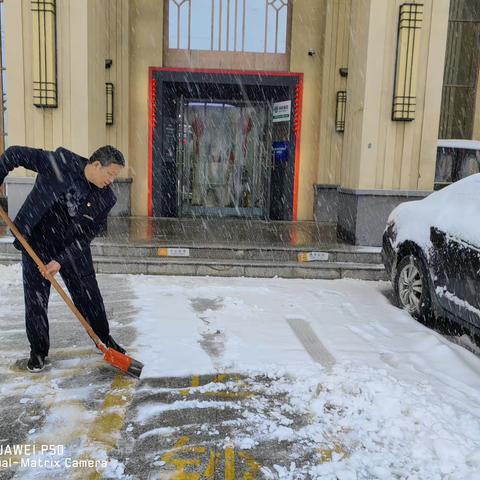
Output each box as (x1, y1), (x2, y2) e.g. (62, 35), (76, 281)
(0, 272), (138, 479)
(116, 373), (328, 479)
(1, 217), (343, 248)
(3, 268), (480, 478)
(0, 269), (339, 480)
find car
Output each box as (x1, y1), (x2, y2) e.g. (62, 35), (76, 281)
(435, 139), (480, 190)
(382, 173), (480, 341)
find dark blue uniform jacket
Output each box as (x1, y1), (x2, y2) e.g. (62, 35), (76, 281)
(0, 146), (116, 265)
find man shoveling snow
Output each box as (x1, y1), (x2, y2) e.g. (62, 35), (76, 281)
(0, 145), (127, 372)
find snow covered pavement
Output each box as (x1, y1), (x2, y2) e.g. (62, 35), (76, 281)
(1, 264), (480, 479)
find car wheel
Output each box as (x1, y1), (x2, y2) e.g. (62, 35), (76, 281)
(395, 255), (433, 322)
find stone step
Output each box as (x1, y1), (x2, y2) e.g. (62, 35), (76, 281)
(0, 253), (387, 281)
(0, 238), (382, 264)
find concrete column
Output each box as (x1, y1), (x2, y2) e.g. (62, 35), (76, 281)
(289, 0), (326, 221)
(129, 0), (164, 217)
(70, 0), (92, 156)
(105, 0), (130, 165)
(316, 0), (351, 188)
(335, 0), (450, 245)
(4, 0), (27, 148)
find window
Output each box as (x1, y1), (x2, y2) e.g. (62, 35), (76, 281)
(439, 0), (480, 139)
(168, 0), (289, 54)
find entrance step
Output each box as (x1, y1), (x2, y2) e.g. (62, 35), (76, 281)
(0, 252), (386, 281)
(0, 240), (382, 265)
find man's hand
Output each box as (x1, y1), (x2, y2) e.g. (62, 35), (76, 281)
(39, 260), (61, 279)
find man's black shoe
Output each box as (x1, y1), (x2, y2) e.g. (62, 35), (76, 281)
(107, 335), (126, 355)
(27, 352), (45, 373)
(97, 336), (126, 355)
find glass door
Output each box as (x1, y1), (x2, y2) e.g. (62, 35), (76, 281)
(177, 99), (272, 218)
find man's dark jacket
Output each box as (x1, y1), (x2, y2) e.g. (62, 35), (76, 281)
(0, 146), (116, 265)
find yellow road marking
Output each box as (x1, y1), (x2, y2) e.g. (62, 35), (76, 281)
(238, 451), (261, 479)
(88, 375), (135, 447)
(204, 390), (253, 399)
(1, 348), (135, 476)
(163, 436), (190, 455)
(162, 437), (202, 479)
(180, 374), (254, 399)
(161, 436), (261, 479)
(319, 442), (346, 463)
(225, 446), (235, 480)
(71, 373), (137, 480)
(180, 375), (202, 395)
(203, 450), (220, 479)
(192, 375), (200, 387)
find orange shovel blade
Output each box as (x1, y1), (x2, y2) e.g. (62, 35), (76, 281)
(103, 348), (144, 378)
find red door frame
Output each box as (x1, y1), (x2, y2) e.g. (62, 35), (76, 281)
(148, 67), (304, 220)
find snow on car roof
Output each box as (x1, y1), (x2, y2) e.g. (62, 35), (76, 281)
(389, 173), (480, 249)
(437, 139), (480, 150)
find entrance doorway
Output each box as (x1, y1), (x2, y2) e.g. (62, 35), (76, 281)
(177, 99), (272, 218)
(149, 69), (303, 220)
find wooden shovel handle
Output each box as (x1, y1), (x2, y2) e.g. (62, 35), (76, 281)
(0, 205), (105, 350)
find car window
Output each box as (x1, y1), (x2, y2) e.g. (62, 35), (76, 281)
(458, 152), (480, 178)
(429, 174), (480, 248)
(435, 146), (480, 189)
(435, 148), (453, 183)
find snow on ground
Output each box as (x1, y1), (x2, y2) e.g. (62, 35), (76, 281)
(129, 274), (480, 479)
(0, 264), (136, 479)
(2, 264), (480, 478)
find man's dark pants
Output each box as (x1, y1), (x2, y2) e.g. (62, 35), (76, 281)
(22, 246), (109, 358)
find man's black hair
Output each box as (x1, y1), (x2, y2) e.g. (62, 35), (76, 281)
(88, 145), (125, 167)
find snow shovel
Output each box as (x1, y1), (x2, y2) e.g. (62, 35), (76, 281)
(0, 206), (144, 378)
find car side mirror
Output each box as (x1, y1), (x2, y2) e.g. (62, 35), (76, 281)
(430, 227), (445, 248)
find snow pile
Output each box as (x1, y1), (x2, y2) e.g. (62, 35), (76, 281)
(129, 363), (480, 479)
(389, 173), (480, 248)
(305, 364), (480, 479)
(136, 398), (243, 424)
(223, 366), (480, 479)
(128, 275), (480, 479)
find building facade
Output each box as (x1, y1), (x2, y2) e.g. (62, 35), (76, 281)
(3, 0), (478, 245)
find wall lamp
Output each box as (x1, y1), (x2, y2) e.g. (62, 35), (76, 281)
(32, 0), (58, 107)
(392, 3), (423, 121)
(106, 83), (114, 125)
(336, 91), (347, 132)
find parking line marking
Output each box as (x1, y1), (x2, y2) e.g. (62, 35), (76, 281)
(162, 436), (203, 479)
(161, 436), (262, 479)
(238, 451), (261, 479)
(203, 450), (219, 479)
(180, 374), (254, 399)
(192, 375), (200, 387)
(72, 373), (137, 480)
(225, 446), (235, 480)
